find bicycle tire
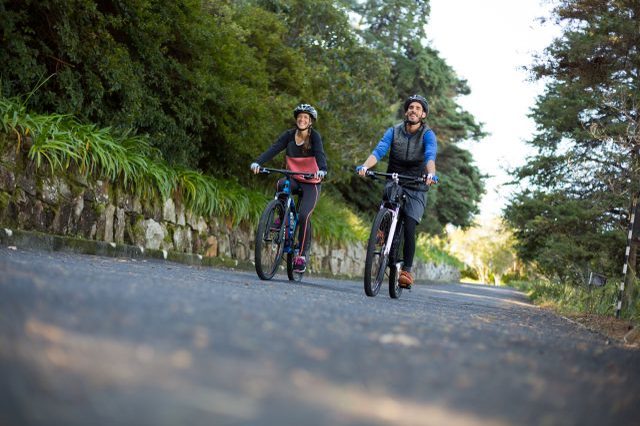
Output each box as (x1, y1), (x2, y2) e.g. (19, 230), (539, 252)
(255, 199), (286, 280)
(388, 221), (404, 299)
(364, 208), (393, 296)
(287, 220), (310, 282)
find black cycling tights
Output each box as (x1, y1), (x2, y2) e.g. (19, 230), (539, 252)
(402, 215), (418, 271)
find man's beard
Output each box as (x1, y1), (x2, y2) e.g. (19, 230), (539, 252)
(405, 116), (420, 125)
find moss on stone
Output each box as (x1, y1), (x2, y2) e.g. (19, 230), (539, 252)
(0, 190), (10, 209)
(164, 224), (174, 244)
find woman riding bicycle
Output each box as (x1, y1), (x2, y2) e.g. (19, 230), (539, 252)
(251, 103), (328, 273)
(357, 94), (437, 288)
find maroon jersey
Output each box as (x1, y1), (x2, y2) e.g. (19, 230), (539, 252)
(255, 128), (328, 184)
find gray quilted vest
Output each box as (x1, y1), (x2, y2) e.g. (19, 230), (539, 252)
(387, 122), (430, 179)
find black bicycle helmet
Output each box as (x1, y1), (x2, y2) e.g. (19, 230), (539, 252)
(403, 94), (429, 115)
(293, 103), (318, 121)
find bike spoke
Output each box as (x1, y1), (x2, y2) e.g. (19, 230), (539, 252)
(255, 199), (286, 280)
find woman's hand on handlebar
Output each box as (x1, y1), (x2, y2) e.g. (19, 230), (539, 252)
(250, 162), (261, 174)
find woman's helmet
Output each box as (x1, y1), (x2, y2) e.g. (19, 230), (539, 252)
(293, 104), (318, 121)
(403, 94), (429, 115)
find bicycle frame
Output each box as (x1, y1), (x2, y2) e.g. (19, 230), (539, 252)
(255, 167), (314, 281)
(272, 171), (299, 256)
(361, 170), (429, 298)
(260, 167), (314, 255)
(380, 178), (402, 259)
(375, 171), (422, 258)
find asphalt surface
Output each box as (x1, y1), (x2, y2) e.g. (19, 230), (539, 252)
(1, 246), (639, 426)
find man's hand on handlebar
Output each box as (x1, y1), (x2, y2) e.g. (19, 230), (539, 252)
(356, 165), (368, 176)
(425, 173), (439, 185)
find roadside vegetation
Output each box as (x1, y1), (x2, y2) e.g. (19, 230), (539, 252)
(1, 0), (639, 324)
(0, 94), (371, 245)
(502, 1), (640, 322)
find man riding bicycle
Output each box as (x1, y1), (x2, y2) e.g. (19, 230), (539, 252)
(251, 104), (328, 273)
(357, 94), (437, 288)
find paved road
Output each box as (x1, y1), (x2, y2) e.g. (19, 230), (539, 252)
(1, 247), (639, 426)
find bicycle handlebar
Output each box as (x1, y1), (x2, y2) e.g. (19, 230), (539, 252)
(360, 169), (431, 184)
(257, 167), (317, 180)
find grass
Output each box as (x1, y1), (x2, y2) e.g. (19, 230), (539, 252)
(507, 278), (640, 322)
(0, 95), (366, 243)
(1, 94), (466, 261)
(507, 279), (640, 347)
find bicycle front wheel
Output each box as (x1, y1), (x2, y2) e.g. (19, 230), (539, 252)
(364, 208), (393, 296)
(255, 199), (286, 280)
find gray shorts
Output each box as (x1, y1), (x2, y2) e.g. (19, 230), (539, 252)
(402, 187), (427, 223)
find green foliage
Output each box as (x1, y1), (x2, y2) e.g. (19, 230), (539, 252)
(1, 95), (235, 219)
(343, 0), (485, 232)
(1, 95), (369, 242)
(508, 279), (631, 319)
(424, 144), (484, 233)
(312, 195), (369, 245)
(1, 0), (485, 238)
(415, 233), (464, 268)
(505, 190), (625, 285)
(505, 0), (639, 309)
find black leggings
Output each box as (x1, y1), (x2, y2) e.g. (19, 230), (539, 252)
(402, 214), (418, 271)
(277, 178), (321, 256)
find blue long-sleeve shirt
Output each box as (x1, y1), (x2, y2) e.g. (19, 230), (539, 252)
(372, 126), (437, 163)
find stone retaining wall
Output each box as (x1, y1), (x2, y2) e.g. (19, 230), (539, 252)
(0, 142), (459, 282)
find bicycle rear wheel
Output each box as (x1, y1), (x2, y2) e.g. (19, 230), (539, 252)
(255, 199), (286, 280)
(364, 208), (392, 296)
(388, 221), (404, 299)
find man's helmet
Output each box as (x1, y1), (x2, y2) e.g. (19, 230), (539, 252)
(293, 104), (318, 121)
(403, 94), (429, 115)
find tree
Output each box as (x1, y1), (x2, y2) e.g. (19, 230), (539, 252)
(0, 0), (486, 236)
(1, 0), (230, 166)
(505, 0), (639, 307)
(342, 0), (486, 232)
(0, 0), (309, 170)
(249, 0), (395, 183)
(448, 218), (519, 285)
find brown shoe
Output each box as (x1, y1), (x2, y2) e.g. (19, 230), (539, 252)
(398, 270), (413, 288)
